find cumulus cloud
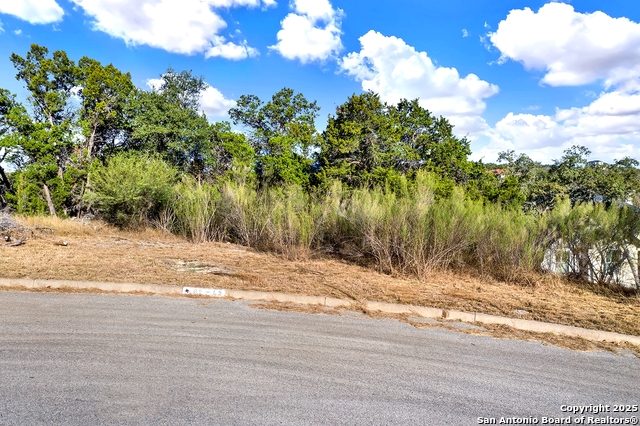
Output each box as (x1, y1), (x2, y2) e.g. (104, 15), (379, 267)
(472, 89), (640, 163)
(145, 78), (163, 92)
(270, 0), (343, 63)
(205, 36), (258, 60)
(471, 3), (640, 163)
(146, 78), (235, 118)
(70, 0), (271, 59)
(462, 29), (468, 38)
(340, 30), (499, 135)
(0, 0), (64, 24)
(489, 2), (640, 88)
(200, 85), (236, 116)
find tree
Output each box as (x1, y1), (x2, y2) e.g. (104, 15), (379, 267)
(76, 57), (134, 160)
(229, 88), (319, 188)
(1, 45), (140, 215)
(125, 68), (219, 182)
(208, 121), (255, 183)
(317, 93), (475, 189)
(549, 146), (640, 206)
(497, 150), (557, 210)
(0, 89), (24, 201)
(318, 92), (395, 187)
(4, 44), (81, 215)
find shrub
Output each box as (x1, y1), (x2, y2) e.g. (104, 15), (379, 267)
(84, 152), (177, 228)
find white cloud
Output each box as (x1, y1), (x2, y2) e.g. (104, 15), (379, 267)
(205, 36), (258, 60)
(462, 29), (468, 38)
(472, 89), (640, 163)
(269, 0), (343, 63)
(200, 85), (236, 116)
(146, 78), (235, 118)
(14, 29), (22, 35)
(489, 3), (640, 88)
(70, 0), (271, 58)
(340, 30), (499, 135)
(472, 3), (640, 163)
(145, 78), (163, 92)
(0, 0), (64, 24)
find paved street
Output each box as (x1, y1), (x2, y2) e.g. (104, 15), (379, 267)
(0, 291), (638, 425)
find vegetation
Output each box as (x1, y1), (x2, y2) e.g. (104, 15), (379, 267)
(1, 44), (640, 289)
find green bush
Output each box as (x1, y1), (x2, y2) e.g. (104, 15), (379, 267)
(84, 152), (177, 228)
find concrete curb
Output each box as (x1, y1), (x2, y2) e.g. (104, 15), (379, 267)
(1, 278), (638, 346)
(0, 277), (183, 295)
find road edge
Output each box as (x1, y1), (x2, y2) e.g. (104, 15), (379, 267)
(1, 277), (638, 346)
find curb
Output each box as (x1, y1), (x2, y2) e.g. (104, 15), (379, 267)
(1, 278), (639, 346)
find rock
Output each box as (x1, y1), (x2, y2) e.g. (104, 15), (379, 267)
(0, 205), (15, 215)
(82, 214), (95, 223)
(0, 214), (21, 232)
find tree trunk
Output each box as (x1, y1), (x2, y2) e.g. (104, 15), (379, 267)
(0, 165), (11, 192)
(42, 184), (57, 217)
(87, 120), (98, 160)
(622, 244), (640, 289)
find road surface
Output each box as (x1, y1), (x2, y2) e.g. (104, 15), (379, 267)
(0, 291), (638, 425)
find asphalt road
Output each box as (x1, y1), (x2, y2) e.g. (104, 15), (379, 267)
(0, 292), (638, 426)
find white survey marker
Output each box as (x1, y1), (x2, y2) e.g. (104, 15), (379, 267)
(182, 287), (226, 297)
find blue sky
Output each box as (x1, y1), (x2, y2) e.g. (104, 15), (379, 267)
(1, 0), (639, 164)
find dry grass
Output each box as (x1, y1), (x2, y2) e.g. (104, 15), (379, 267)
(2, 216), (640, 337)
(250, 301), (343, 316)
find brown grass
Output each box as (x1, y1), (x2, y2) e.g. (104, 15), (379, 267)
(250, 301), (343, 316)
(2, 216), (640, 337)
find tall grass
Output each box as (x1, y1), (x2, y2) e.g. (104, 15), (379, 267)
(214, 181), (327, 258)
(161, 171), (639, 286)
(321, 176), (483, 278)
(547, 199), (640, 287)
(171, 179), (220, 243)
(473, 207), (551, 284)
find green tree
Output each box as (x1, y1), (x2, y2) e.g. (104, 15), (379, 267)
(497, 150), (558, 210)
(3, 44), (81, 215)
(0, 89), (25, 202)
(76, 57), (135, 160)
(125, 68), (219, 182)
(318, 93), (475, 190)
(549, 146), (640, 206)
(208, 121), (255, 184)
(229, 88), (319, 188)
